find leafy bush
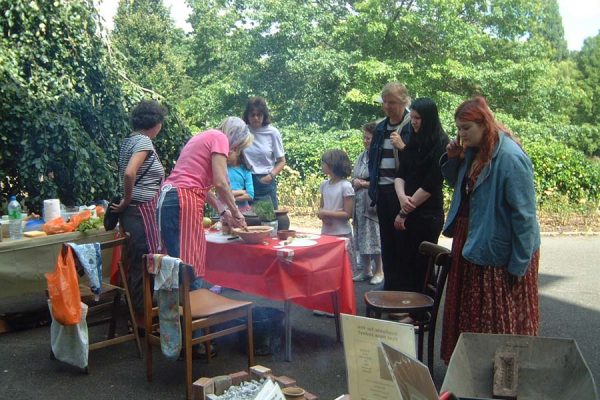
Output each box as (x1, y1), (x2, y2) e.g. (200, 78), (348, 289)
(524, 138), (600, 205)
(278, 126), (364, 212)
(281, 125), (364, 178)
(555, 124), (600, 157)
(277, 125), (600, 213)
(278, 166), (323, 213)
(497, 114), (600, 157)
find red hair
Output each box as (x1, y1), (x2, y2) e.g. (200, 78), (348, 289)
(454, 97), (518, 167)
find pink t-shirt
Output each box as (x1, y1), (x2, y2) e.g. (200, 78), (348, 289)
(164, 130), (229, 189)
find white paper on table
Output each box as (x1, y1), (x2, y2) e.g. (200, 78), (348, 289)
(205, 232), (241, 243)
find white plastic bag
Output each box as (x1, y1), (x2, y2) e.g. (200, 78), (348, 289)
(48, 300), (89, 369)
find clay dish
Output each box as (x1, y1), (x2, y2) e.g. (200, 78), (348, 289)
(232, 226), (273, 244)
(277, 229), (296, 240)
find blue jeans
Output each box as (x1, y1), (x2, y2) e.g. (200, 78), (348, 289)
(157, 188), (205, 346)
(251, 174), (279, 210)
(157, 188), (204, 291)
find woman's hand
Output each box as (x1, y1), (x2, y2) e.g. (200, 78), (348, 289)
(352, 178), (367, 190)
(507, 273), (522, 288)
(317, 209), (331, 224)
(317, 209), (324, 220)
(225, 209), (247, 229)
(393, 214), (406, 230)
(446, 139), (463, 158)
(390, 131), (406, 150)
(398, 194), (409, 209)
(402, 197), (417, 213)
(110, 198), (129, 213)
(260, 174), (274, 184)
(398, 194), (416, 213)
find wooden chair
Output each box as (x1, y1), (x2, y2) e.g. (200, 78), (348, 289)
(50, 234), (143, 372)
(364, 241), (451, 376)
(142, 255), (255, 400)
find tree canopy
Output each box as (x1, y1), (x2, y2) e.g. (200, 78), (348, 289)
(0, 0), (189, 211)
(1, 0), (599, 211)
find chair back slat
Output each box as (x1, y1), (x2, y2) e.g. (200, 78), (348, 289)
(418, 241), (451, 296)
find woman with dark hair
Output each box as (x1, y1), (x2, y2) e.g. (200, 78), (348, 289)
(440, 96), (540, 363)
(111, 99), (167, 321)
(392, 98), (449, 291)
(242, 96), (286, 209)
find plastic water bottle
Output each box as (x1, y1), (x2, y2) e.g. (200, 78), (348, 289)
(7, 195), (23, 240)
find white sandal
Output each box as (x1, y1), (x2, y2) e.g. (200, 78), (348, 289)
(352, 272), (373, 282)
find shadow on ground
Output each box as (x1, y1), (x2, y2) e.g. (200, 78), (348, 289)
(1, 275), (598, 399)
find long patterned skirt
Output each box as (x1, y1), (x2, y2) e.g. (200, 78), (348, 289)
(440, 213), (540, 364)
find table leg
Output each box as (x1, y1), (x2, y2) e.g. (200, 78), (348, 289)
(332, 291), (341, 342)
(284, 300), (292, 362)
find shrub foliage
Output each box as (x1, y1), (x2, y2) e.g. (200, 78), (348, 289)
(277, 126), (600, 211)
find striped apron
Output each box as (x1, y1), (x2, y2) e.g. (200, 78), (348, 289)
(140, 186), (209, 277)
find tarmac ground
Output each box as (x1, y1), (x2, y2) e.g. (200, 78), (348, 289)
(0, 235), (598, 399)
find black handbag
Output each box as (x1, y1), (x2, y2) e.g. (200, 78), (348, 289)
(103, 196), (123, 231)
(104, 153), (155, 231)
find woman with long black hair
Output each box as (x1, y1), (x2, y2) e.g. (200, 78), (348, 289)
(392, 98), (449, 291)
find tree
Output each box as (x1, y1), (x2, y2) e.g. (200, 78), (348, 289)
(576, 33), (600, 124)
(111, 0), (193, 109)
(0, 0), (188, 211)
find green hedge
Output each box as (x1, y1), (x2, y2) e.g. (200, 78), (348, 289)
(497, 114), (600, 157)
(525, 138), (600, 205)
(278, 126), (600, 211)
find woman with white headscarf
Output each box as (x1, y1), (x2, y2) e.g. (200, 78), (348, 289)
(141, 117), (253, 284)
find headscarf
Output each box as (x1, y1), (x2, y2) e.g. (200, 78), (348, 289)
(218, 116), (250, 150)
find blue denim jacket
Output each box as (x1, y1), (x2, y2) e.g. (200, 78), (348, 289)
(441, 132), (540, 276)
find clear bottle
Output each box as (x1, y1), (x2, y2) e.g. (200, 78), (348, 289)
(7, 195), (23, 240)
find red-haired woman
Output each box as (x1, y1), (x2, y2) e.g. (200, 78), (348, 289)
(440, 97), (541, 363)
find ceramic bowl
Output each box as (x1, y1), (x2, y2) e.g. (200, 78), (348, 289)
(277, 229), (296, 240)
(232, 226), (273, 244)
(282, 386), (305, 398)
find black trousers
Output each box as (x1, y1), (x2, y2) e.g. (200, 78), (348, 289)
(119, 205), (148, 314)
(395, 212), (444, 291)
(376, 186), (443, 291)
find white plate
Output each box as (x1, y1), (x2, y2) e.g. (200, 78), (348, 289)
(280, 238), (317, 247)
(205, 232), (241, 243)
(295, 233), (320, 240)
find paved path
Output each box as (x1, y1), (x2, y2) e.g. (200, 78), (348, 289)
(0, 235), (598, 399)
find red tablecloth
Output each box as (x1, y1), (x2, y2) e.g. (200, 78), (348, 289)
(205, 234), (356, 315)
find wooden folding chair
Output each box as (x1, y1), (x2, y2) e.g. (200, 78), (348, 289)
(49, 234), (142, 372)
(143, 255), (254, 400)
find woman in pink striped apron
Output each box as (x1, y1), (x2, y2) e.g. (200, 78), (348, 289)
(141, 117), (252, 286)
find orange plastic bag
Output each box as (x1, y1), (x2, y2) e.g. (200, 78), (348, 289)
(43, 217), (75, 235)
(45, 246), (82, 325)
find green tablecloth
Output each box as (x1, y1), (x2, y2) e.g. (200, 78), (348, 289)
(0, 229), (116, 301)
